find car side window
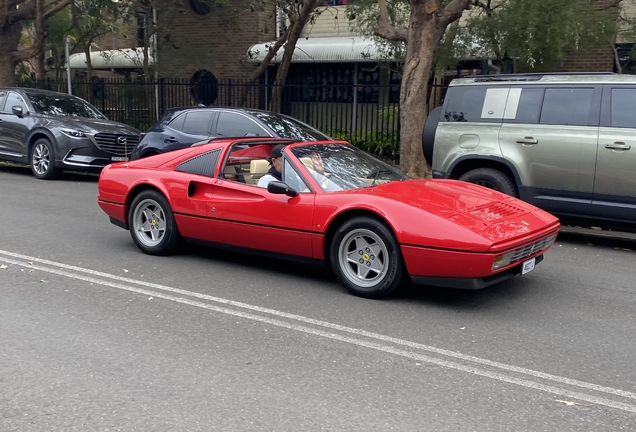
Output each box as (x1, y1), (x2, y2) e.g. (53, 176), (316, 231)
(216, 112), (269, 137)
(283, 159), (311, 193)
(539, 88), (595, 126)
(610, 88), (636, 128)
(182, 111), (213, 135)
(503, 87), (544, 124)
(0, 91), (8, 112)
(5, 92), (27, 114)
(168, 113), (186, 131)
(443, 86), (508, 122)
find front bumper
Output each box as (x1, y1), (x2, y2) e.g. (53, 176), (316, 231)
(56, 133), (139, 170)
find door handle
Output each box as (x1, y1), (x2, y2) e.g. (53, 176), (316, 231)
(164, 137), (178, 144)
(515, 137), (538, 145)
(604, 142), (631, 151)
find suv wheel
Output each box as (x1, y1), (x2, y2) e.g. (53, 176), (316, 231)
(30, 138), (60, 180)
(459, 168), (517, 197)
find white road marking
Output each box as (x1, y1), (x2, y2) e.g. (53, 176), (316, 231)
(1, 249), (635, 413)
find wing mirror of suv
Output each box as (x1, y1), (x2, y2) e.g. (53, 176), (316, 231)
(267, 181), (298, 197)
(12, 106), (24, 117)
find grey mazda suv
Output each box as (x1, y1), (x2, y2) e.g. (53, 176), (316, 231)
(0, 88), (141, 179)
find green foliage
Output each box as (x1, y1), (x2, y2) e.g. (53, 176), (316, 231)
(326, 128), (399, 158)
(460, 0), (618, 72)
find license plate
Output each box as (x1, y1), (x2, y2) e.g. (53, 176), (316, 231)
(521, 257), (536, 275)
(111, 156), (128, 162)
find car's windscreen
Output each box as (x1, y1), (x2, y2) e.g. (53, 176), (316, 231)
(250, 112), (331, 141)
(290, 143), (408, 192)
(28, 93), (107, 119)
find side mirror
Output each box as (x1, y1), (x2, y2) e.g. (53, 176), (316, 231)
(267, 181), (298, 197)
(12, 106), (23, 117)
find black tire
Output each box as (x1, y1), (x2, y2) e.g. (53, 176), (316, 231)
(330, 216), (405, 299)
(422, 106), (442, 167)
(30, 138), (60, 180)
(128, 190), (181, 255)
(458, 168), (518, 197)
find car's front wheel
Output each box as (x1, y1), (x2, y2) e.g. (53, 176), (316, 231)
(128, 190), (181, 255)
(30, 138), (60, 179)
(459, 168), (518, 197)
(330, 216), (405, 299)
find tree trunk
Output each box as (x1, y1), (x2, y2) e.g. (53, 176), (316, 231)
(269, 0), (324, 112)
(398, 1), (445, 178)
(0, 21), (23, 86)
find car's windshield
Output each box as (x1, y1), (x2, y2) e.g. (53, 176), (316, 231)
(289, 143), (408, 192)
(28, 93), (107, 119)
(250, 112), (331, 141)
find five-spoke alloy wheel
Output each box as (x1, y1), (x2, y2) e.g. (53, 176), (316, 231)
(30, 138), (60, 179)
(330, 216), (405, 298)
(129, 190), (181, 255)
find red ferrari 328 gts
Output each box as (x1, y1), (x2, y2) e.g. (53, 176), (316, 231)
(97, 138), (560, 299)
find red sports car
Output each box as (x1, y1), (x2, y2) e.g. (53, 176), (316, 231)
(97, 138), (560, 299)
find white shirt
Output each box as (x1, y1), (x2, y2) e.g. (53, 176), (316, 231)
(257, 174), (278, 188)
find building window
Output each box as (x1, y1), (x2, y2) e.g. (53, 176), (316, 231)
(137, 13), (146, 46)
(190, 70), (218, 105)
(190, 0), (211, 16)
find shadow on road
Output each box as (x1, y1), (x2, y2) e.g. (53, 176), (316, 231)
(0, 162), (99, 182)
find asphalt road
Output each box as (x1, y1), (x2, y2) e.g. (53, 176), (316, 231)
(1, 165), (635, 431)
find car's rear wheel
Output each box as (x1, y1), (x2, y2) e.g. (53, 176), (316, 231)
(459, 168), (518, 197)
(330, 216), (405, 299)
(30, 138), (60, 179)
(129, 190), (181, 255)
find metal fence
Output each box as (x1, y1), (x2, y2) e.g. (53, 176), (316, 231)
(24, 78), (448, 149)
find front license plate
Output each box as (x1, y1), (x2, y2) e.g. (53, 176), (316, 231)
(111, 156), (128, 162)
(521, 257), (536, 275)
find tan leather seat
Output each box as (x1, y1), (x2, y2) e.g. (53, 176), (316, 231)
(247, 159), (270, 184)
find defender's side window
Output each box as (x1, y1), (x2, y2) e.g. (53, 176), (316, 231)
(443, 86), (508, 122)
(610, 88), (636, 128)
(539, 88), (595, 126)
(503, 87), (544, 124)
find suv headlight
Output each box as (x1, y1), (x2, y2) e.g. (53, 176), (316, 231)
(60, 127), (88, 138)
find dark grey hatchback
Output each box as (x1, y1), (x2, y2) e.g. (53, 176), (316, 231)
(130, 107), (331, 160)
(0, 88), (141, 179)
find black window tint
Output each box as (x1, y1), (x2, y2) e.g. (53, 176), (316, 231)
(5, 92), (27, 113)
(182, 111), (212, 135)
(0, 91), (8, 111)
(443, 87), (487, 122)
(175, 148), (221, 177)
(28, 93), (106, 118)
(216, 112), (267, 137)
(168, 113), (186, 131)
(250, 111), (330, 141)
(539, 88), (594, 126)
(509, 87), (544, 124)
(610, 88), (636, 128)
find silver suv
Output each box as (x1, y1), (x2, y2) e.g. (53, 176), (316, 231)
(423, 73), (636, 226)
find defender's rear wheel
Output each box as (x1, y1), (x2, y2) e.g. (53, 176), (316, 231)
(459, 168), (517, 197)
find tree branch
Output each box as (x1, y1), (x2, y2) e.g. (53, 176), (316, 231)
(43, 0), (73, 19)
(374, 0), (407, 42)
(440, 0), (473, 27)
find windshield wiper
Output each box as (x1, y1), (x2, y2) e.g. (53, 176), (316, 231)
(367, 169), (393, 186)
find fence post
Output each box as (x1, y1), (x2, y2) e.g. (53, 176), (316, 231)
(227, 79), (232, 106)
(100, 78), (106, 114)
(159, 78), (165, 114)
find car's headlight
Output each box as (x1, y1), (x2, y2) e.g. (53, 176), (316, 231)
(492, 251), (514, 271)
(60, 127), (88, 138)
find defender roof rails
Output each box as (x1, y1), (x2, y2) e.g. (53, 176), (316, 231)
(470, 72), (616, 82)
